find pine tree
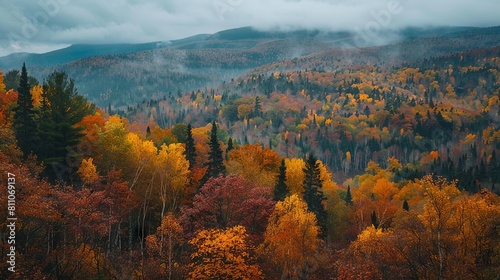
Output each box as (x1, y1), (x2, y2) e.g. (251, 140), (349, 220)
(302, 153), (328, 236)
(273, 159), (289, 201)
(345, 185), (353, 206)
(38, 71), (94, 182)
(13, 63), (38, 158)
(403, 199), (410, 211)
(201, 121), (226, 185)
(185, 123), (196, 170)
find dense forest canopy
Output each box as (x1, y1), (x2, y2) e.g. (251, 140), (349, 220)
(1, 28), (499, 279)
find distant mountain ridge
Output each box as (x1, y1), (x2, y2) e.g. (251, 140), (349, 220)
(0, 42), (170, 70)
(2, 25), (499, 108)
(0, 25), (481, 70)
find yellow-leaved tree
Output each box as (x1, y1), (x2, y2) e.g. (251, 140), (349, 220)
(155, 143), (189, 216)
(285, 158), (306, 195)
(188, 225), (263, 280)
(226, 144), (280, 188)
(259, 194), (321, 279)
(77, 157), (99, 187)
(30, 84), (43, 107)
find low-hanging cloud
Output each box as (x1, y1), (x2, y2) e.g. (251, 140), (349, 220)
(1, 0), (499, 56)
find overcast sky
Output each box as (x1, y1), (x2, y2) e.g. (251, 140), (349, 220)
(1, 0), (499, 56)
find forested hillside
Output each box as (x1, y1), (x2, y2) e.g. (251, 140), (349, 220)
(1, 29), (499, 279)
(3, 26), (497, 108)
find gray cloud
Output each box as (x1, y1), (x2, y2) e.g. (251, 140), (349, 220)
(1, 0), (499, 56)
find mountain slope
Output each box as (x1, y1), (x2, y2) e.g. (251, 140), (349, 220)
(0, 42), (166, 69)
(4, 26), (499, 108)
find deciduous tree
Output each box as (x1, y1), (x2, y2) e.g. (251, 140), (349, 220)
(188, 226), (263, 280)
(181, 175), (273, 236)
(260, 194), (321, 279)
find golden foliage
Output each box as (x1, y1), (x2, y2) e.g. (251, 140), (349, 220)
(188, 225), (263, 280)
(285, 158), (306, 196)
(30, 84), (43, 107)
(78, 157), (99, 186)
(227, 144), (280, 188)
(260, 195), (320, 279)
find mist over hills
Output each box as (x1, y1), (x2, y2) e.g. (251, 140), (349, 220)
(1, 25), (499, 108)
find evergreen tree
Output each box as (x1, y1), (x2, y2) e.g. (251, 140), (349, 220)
(273, 159), (289, 201)
(226, 137), (234, 161)
(489, 150), (498, 183)
(254, 96), (262, 117)
(3, 69), (20, 91)
(478, 159), (487, 183)
(302, 153), (328, 236)
(201, 121), (226, 185)
(12, 63), (38, 158)
(371, 210), (379, 229)
(38, 71), (94, 182)
(227, 137), (234, 152)
(403, 199), (410, 211)
(345, 185), (353, 206)
(185, 123), (196, 170)
(363, 105), (370, 116)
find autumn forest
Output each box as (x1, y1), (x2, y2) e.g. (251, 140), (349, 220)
(1, 26), (500, 280)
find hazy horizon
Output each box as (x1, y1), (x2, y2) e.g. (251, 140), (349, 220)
(1, 0), (500, 56)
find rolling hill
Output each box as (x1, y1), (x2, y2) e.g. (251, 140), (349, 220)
(2, 26), (499, 108)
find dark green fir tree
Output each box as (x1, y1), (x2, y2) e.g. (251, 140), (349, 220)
(38, 71), (94, 182)
(273, 159), (289, 201)
(185, 123), (196, 170)
(226, 137), (234, 160)
(371, 210), (379, 229)
(403, 199), (410, 212)
(302, 153), (328, 236)
(201, 121), (226, 185)
(254, 96), (262, 117)
(12, 63), (38, 158)
(345, 185), (353, 206)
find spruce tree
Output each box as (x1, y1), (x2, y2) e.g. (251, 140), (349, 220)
(345, 185), (353, 206)
(302, 153), (328, 236)
(201, 121), (226, 185)
(403, 199), (410, 211)
(38, 71), (94, 182)
(371, 210), (379, 229)
(227, 137), (234, 152)
(12, 63), (38, 158)
(273, 159), (288, 201)
(185, 123), (196, 170)
(254, 96), (262, 117)
(226, 137), (234, 160)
